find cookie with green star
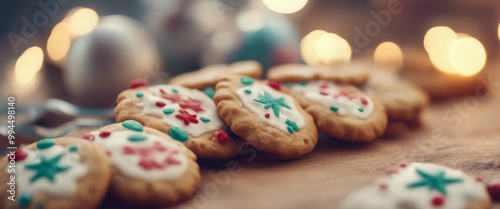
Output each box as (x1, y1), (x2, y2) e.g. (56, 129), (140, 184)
(213, 75), (318, 159)
(340, 162), (492, 209)
(0, 138), (111, 209)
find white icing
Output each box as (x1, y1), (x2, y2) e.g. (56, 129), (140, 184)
(290, 81), (374, 119)
(91, 129), (188, 181)
(340, 162), (489, 209)
(236, 82), (305, 134)
(137, 85), (224, 137)
(12, 145), (88, 197)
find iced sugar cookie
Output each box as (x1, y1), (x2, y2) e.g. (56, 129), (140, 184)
(0, 138), (110, 209)
(213, 75), (317, 159)
(267, 62), (370, 86)
(340, 162), (492, 209)
(81, 121), (200, 207)
(286, 80), (387, 142)
(115, 80), (241, 159)
(169, 60), (262, 93)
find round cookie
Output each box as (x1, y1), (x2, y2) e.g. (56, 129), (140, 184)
(266, 61), (370, 86)
(115, 81), (242, 159)
(213, 75), (318, 159)
(169, 60), (263, 92)
(0, 138), (111, 209)
(286, 81), (387, 142)
(340, 162), (492, 209)
(81, 121), (200, 207)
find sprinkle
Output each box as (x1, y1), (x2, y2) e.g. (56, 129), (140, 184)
(14, 148), (28, 161)
(431, 196), (445, 206)
(265, 113), (270, 118)
(240, 76), (254, 85)
(214, 130), (229, 145)
(319, 91), (329, 95)
(361, 98), (368, 105)
(400, 163), (408, 168)
(203, 87), (216, 99)
(99, 131), (111, 138)
(200, 117), (210, 122)
(358, 107), (364, 112)
(319, 83), (328, 89)
(106, 151), (111, 156)
(266, 80), (281, 91)
(169, 127), (189, 142)
(81, 133), (95, 141)
(37, 139), (55, 149)
(244, 89), (252, 94)
(18, 193), (32, 207)
(172, 88), (178, 93)
(379, 183), (388, 190)
(136, 92), (144, 97)
(122, 120), (143, 132)
(69, 145), (78, 152)
(298, 81), (308, 86)
(163, 108), (175, 114)
(156, 101), (166, 107)
(129, 78), (148, 89)
(476, 176), (483, 182)
(330, 105), (339, 112)
(127, 134), (147, 142)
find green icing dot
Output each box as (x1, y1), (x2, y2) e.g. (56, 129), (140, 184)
(18, 193), (32, 207)
(127, 134), (147, 142)
(244, 89), (252, 94)
(330, 105), (339, 112)
(69, 145), (78, 152)
(287, 126), (294, 134)
(358, 107), (364, 112)
(37, 139), (55, 149)
(200, 117), (210, 122)
(298, 81), (308, 86)
(203, 87), (216, 99)
(169, 127), (188, 142)
(163, 108), (175, 114)
(172, 88), (178, 93)
(122, 120), (143, 132)
(240, 77), (254, 85)
(136, 92), (144, 97)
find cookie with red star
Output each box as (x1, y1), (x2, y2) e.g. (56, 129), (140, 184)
(340, 162), (492, 209)
(266, 61), (370, 86)
(115, 80), (242, 159)
(213, 75), (318, 159)
(81, 121), (200, 207)
(0, 138), (111, 209)
(169, 61), (263, 95)
(285, 80), (387, 142)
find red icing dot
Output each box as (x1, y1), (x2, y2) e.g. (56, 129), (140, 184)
(99, 131), (111, 138)
(476, 176), (483, 182)
(319, 83), (328, 89)
(156, 101), (166, 107)
(431, 196), (445, 206)
(106, 151), (111, 156)
(386, 168), (399, 175)
(319, 91), (329, 96)
(487, 179), (500, 201)
(129, 78), (148, 89)
(361, 98), (368, 105)
(266, 80), (282, 91)
(379, 183), (388, 190)
(81, 133), (95, 141)
(14, 148), (28, 161)
(265, 113), (270, 118)
(399, 163), (408, 168)
(214, 130), (229, 145)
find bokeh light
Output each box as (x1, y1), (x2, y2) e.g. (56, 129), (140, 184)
(300, 30), (327, 65)
(424, 26), (458, 74)
(373, 41), (403, 70)
(448, 37), (486, 77)
(262, 0), (308, 14)
(315, 33), (351, 64)
(68, 7), (99, 38)
(14, 47), (44, 85)
(237, 10), (265, 32)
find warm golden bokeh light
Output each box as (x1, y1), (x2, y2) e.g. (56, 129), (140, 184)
(14, 46), (44, 85)
(448, 37), (486, 77)
(373, 41), (403, 70)
(498, 23), (500, 41)
(300, 30), (327, 65)
(262, 0), (308, 14)
(68, 7), (99, 38)
(47, 31), (71, 63)
(424, 26), (458, 74)
(315, 33), (352, 64)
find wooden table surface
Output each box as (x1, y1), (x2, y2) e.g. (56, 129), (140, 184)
(58, 69), (500, 209)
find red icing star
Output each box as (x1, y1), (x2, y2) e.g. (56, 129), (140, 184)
(175, 110), (199, 126)
(179, 99), (204, 112)
(122, 141), (181, 170)
(160, 89), (182, 103)
(333, 90), (357, 100)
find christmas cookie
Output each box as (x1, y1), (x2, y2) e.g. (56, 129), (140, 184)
(115, 80), (242, 159)
(266, 62), (370, 86)
(213, 75), (317, 159)
(0, 138), (110, 209)
(340, 162), (492, 209)
(169, 60), (263, 92)
(286, 81), (387, 142)
(81, 121), (200, 207)
(362, 69), (429, 136)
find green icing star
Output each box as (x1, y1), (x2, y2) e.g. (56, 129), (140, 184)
(407, 169), (463, 195)
(25, 153), (70, 182)
(253, 91), (290, 117)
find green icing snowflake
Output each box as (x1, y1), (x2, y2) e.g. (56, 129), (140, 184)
(253, 91), (290, 117)
(285, 119), (300, 133)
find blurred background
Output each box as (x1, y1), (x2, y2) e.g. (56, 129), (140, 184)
(0, 0), (499, 141)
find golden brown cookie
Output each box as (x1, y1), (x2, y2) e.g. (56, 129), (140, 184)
(213, 75), (318, 159)
(115, 81), (242, 159)
(169, 60), (263, 91)
(285, 81), (387, 142)
(0, 138), (110, 209)
(80, 121), (200, 207)
(266, 62), (370, 86)
(340, 162), (492, 209)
